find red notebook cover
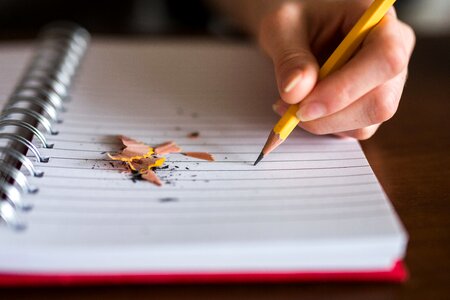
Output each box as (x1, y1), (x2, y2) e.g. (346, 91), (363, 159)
(0, 260), (406, 286)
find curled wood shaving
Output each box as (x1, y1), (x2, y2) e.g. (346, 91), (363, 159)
(107, 135), (214, 186)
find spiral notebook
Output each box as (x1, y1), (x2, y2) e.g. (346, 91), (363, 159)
(0, 24), (408, 285)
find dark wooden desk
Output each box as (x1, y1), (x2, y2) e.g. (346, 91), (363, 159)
(3, 35), (449, 300)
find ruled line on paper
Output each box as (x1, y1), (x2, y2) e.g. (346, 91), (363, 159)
(35, 181), (378, 191)
(35, 172), (375, 181)
(32, 156), (367, 163)
(35, 199), (384, 214)
(62, 118), (274, 126)
(43, 138), (356, 146)
(27, 208), (392, 228)
(48, 131), (339, 139)
(32, 190), (382, 201)
(31, 165), (371, 171)
(43, 148), (364, 154)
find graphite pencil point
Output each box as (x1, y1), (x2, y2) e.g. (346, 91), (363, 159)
(254, 152), (264, 166)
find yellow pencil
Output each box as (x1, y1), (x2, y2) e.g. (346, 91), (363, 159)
(254, 0), (396, 165)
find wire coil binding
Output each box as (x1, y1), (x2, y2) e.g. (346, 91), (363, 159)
(0, 22), (90, 229)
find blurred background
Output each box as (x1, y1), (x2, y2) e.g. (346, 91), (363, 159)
(0, 0), (448, 39)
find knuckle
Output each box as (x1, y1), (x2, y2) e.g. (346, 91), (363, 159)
(382, 39), (407, 77)
(368, 90), (397, 123)
(273, 2), (304, 22)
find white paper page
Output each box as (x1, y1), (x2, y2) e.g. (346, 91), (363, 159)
(0, 40), (406, 273)
(0, 43), (31, 106)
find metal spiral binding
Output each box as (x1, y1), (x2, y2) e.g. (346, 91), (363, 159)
(0, 22), (90, 229)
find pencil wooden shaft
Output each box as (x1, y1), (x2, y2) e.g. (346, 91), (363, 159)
(257, 0), (396, 162)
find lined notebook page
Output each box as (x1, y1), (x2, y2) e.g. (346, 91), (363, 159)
(0, 40), (406, 273)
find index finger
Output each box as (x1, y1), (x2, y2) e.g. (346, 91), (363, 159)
(296, 15), (415, 122)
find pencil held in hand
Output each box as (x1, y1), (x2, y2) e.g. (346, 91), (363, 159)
(254, 0), (397, 165)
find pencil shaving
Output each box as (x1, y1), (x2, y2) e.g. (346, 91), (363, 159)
(107, 150), (153, 162)
(154, 141), (182, 155)
(107, 135), (214, 187)
(129, 157), (165, 172)
(108, 136), (162, 185)
(108, 135), (153, 162)
(182, 152), (215, 161)
(120, 135), (153, 156)
(141, 170), (162, 186)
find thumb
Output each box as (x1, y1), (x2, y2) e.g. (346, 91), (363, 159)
(259, 4), (319, 104)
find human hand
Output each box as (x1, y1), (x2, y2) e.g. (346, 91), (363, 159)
(258, 0), (415, 139)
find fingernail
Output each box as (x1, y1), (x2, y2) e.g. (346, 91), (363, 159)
(272, 103), (280, 113)
(282, 71), (303, 93)
(272, 99), (288, 115)
(297, 103), (327, 121)
(272, 99), (282, 112)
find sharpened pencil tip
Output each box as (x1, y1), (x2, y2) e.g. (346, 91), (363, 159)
(254, 152), (264, 166)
